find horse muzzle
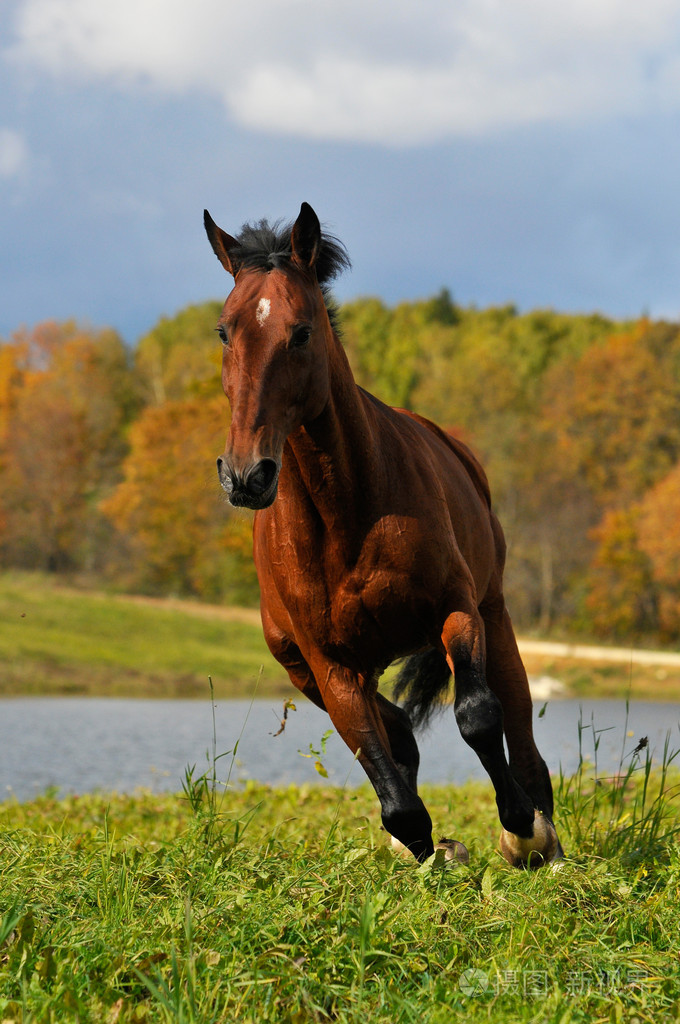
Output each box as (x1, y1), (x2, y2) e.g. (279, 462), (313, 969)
(217, 456), (280, 509)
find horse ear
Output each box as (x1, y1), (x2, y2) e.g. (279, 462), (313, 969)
(291, 202), (321, 271)
(204, 210), (241, 277)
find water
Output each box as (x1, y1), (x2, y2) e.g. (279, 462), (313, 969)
(1, 696), (679, 803)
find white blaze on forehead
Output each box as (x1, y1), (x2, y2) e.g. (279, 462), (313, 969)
(256, 296), (271, 326)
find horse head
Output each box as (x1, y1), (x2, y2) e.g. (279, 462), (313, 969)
(204, 202), (348, 509)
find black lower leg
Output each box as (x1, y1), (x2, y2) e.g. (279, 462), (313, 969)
(361, 741), (434, 862)
(376, 694), (421, 792)
(454, 671), (535, 838)
(509, 755), (554, 818)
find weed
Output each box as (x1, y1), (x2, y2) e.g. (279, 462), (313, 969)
(556, 702), (680, 864)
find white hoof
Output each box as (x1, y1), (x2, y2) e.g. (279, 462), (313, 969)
(434, 838), (469, 864)
(390, 834), (469, 865)
(499, 810), (558, 869)
(390, 834), (408, 855)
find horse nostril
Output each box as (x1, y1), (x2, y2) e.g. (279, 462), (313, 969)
(216, 457), (234, 493)
(246, 459), (278, 497)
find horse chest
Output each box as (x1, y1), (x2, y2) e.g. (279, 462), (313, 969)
(260, 512), (450, 662)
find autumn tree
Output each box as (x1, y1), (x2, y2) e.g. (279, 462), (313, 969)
(0, 321), (140, 572)
(135, 302), (223, 405)
(585, 507), (657, 639)
(101, 395), (258, 603)
(637, 462), (680, 638)
(535, 321), (680, 639)
(542, 321), (680, 508)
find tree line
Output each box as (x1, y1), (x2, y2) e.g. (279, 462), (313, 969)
(1, 291), (679, 644)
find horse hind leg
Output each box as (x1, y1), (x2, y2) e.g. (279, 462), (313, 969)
(482, 602), (564, 865)
(443, 609), (559, 869)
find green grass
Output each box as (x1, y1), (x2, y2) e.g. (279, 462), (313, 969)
(0, 572), (289, 698)
(2, 721), (680, 1023)
(5, 570), (680, 702)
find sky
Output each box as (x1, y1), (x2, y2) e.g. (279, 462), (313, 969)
(2, 0), (680, 345)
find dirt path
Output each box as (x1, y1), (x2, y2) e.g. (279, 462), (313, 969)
(518, 639), (680, 669)
(111, 593), (263, 626)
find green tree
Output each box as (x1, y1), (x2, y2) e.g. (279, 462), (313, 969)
(339, 298), (422, 407)
(135, 302), (224, 404)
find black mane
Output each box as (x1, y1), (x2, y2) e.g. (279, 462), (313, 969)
(231, 218), (351, 285)
(229, 219), (350, 328)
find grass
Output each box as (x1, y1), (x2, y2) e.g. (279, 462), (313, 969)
(4, 570), (680, 701)
(2, 712), (680, 1022)
(0, 572), (289, 699)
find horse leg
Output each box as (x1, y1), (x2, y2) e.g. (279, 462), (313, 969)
(443, 609), (558, 868)
(261, 613), (328, 711)
(309, 658), (435, 862)
(482, 601), (564, 863)
(374, 693), (420, 791)
(375, 691), (469, 862)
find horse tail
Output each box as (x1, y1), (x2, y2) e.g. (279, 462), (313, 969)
(392, 647), (452, 730)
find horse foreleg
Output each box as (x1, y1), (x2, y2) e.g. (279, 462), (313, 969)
(312, 660), (435, 862)
(375, 693), (421, 792)
(261, 613), (328, 711)
(443, 610), (558, 868)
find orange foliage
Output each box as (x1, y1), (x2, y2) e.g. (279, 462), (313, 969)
(638, 463), (680, 637)
(0, 322), (137, 571)
(101, 395), (258, 602)
(586, 506), (656, 638)
(543, 321), (680, 507)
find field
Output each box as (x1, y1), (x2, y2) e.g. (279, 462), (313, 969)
(3, 572), (680, 701)
(3, 573), (680, 1019)
(0, 573), (289, 700)
(1, 736), (680, 1023)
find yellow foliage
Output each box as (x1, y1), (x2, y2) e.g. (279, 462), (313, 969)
(101, 395), (258, 602)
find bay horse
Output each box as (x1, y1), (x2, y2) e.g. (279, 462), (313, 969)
(204, 202), (562, 867)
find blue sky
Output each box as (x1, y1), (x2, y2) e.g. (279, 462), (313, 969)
(2, 0), (680, 345)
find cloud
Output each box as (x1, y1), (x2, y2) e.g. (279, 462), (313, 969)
(0, 128), (28, 178)
(8, 0), (680, 144)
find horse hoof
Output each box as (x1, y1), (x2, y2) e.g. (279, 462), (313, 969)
(499, 810), (558, 869)
(434, 838), (469, 864)
(390, 834), (408, 855)
(390, 835), (469, 865)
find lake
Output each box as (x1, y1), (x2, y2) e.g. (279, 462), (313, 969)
(1, 696), (679, 803)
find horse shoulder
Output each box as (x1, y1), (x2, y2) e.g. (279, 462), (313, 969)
(395, 408), (492, 509)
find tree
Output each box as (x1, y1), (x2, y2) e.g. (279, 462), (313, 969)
(0, 321), (139, 572)
(542, 321), (680, 508)
(101, 395), (258, 603)
(339, 298), (422, 408)
(585, 507), (657, 639)
(135, 302), (223, 405)
(638, 462), (680, 638)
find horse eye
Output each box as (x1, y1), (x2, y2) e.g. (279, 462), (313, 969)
(290, 325), (311, 349)
(216, 326), (229, 346)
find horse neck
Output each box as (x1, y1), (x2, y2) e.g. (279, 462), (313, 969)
(284, 328), (378, 517)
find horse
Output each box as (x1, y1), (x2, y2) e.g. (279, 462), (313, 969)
(204, 201), (562, 868)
